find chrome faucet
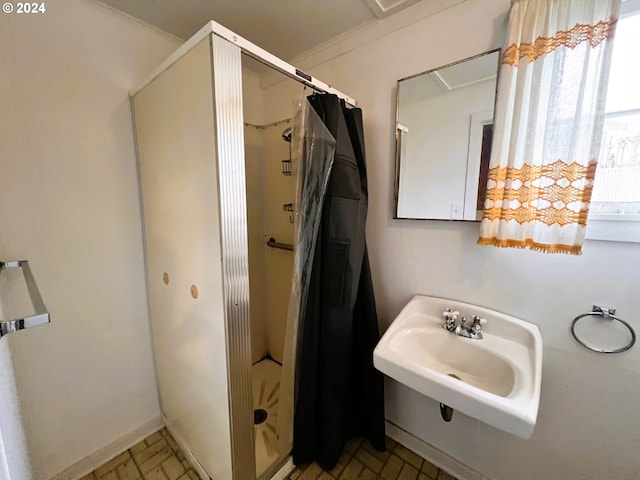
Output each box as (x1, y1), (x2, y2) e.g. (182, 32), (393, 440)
(442, 310), (486, 340)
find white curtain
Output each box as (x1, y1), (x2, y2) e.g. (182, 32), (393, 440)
(478, 0), (620, 254)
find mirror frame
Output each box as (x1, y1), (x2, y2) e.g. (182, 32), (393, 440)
(393, 48), (502, 221)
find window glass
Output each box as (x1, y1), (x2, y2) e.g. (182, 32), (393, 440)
(591, 8), (640, 217)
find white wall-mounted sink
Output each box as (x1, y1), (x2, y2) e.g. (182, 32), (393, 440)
(374, 295), (542, 439)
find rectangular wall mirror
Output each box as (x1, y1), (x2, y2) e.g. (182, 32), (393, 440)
(394, 49), (501, 221)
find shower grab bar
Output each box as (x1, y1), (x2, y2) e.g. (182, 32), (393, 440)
(266, 237), (293, 251)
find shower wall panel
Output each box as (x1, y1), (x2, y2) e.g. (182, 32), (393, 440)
(262, 121), (295, 363)
(244, 125), (267, 363)
(132, 38), (233, 479)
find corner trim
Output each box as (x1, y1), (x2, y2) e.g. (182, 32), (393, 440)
(50, 416), (163, 480)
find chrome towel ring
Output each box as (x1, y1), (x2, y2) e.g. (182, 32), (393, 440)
(571, 305), (635, 354)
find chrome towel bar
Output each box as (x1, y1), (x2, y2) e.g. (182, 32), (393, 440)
(0, 260), (50, 338)
(571, 305), (635, 354)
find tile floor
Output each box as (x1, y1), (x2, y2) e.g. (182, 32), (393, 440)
(81, 428), (199, 480)
(87, 428), (458, 480)
(286, 436), (458, 480)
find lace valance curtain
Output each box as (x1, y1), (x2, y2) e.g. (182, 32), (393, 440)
(478, 0), (620, 254)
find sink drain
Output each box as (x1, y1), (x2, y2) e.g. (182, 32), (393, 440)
(440, 374), (461, 422)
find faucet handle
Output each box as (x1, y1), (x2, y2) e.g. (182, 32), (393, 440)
(471, 315), (487, 328)
(442, 309), (459, 332)
(442, 309), (459, 319)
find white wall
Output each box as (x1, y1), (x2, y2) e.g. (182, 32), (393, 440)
(260, 1), (640, 478)
(0, 1), (180, 478)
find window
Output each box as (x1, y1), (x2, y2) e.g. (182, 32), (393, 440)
(587, 0), (640, 242)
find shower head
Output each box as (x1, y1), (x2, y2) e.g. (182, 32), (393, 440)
(282, 127), (292, 143)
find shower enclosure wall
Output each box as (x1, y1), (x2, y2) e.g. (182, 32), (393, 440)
(133, 35), (251, 480)
(245, 119), (296, 366)
(131, 20), (355, 480)
(245, 118), (297, 476)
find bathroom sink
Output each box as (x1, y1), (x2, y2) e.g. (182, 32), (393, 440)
(374, 295), (542, 439)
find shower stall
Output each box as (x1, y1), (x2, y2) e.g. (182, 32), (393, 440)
(245, 118), (296, 476)
(131, 21), (355, 480)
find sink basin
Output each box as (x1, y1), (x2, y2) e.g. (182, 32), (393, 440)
(374, 295), (542, 439)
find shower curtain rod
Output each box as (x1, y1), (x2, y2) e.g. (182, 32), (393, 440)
(132, 20), (357, 107)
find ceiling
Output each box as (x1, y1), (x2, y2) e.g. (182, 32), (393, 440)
(432, 50), (499, 90)
(98, 0), (422, 61)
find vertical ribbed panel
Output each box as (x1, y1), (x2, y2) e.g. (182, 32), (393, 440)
(210, 34), (255, 480)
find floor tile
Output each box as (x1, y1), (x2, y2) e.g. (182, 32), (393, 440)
(116, 459), (142, 480)
(286, 436), (459, 480)
(165, 434), (179, 452)
(438, 470), (457, 480)
(131, 440), (148, 455)
(145, 431), (163, 446)
(325, 458), (347, 479)
(385, 437), (397, 451)
(380, 454), (404, 480)
(362, 440), (391, 463)
(299, 461), (323, 480)
(88, 429), (200, 480)
(142, 466), (169, 480)
(318, 472), (336, 480)
(161, 455), (186, 480)
(394, 443), (424, 470)
(96, 471), (119, 480)
(89, 430), (460, 480)
(355, 448), (384, 473)
(358, 468), (377, 480)
(398, 463), (419, 480)
(421, 459), (439, 479)
(176, 472), (199, 480)
(133, 438), (169, 466)
(139, 446), (174, 473)
(338, 457), (363, 480)
(94, 451), (131, 477)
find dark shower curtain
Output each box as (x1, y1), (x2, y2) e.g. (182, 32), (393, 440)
(292, 93), (385, 469)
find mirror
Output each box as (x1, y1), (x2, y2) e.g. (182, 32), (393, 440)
(394, 49), (501, 221)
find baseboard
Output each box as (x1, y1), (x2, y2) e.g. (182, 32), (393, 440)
(162, 415), (210, 480)
(51, 416), (164, 480)
(385, 421), (488, 480)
